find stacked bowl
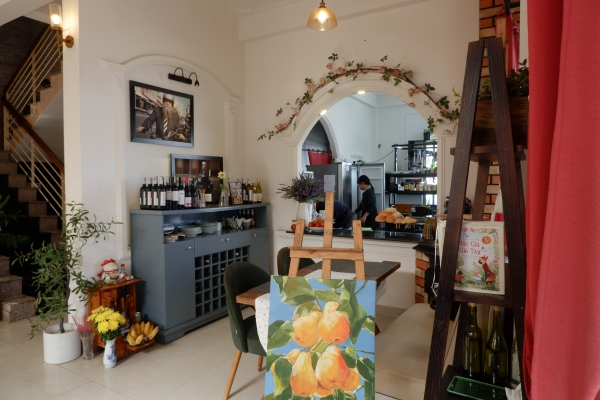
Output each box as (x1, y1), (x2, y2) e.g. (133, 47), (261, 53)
(179, 225), (202, 238)
(199, 222), (218, 234)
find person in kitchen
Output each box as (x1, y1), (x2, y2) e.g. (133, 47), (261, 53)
(315, 200), (353, 229)
(354, 175), (378, 229)
(136, 93), (185, 141)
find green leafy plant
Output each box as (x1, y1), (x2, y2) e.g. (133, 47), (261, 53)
(13, 202), (121, 337)
(479, 59), (529, 99)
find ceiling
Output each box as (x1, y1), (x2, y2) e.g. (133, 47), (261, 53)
(197, 0), (300, 17)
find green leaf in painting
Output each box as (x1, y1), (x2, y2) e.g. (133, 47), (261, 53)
(341, 346), (357, 368)
(362, 315), (376, 334)
(293, 302), (320, 320)
(273, 276), (286, 294)
(266, 353), (283, 371)
(364, 380), (375, 400)
(267, 321), (295, 350)
(264, 394), (274, 400)
(317, 278), (344, 289)
(291, 394), (311, 400)
(314, 289), (339, 303)
(332, 389), (346, 400)
(357, 357), (375, 382)
(344, 392), (357, 400)
(349, 305), (368, 344)
(311, 351), (322, 371)
(312, 340), (329, 354)
(283, 277), (312, 295)
(281, 287), (316, 306)
(272, 358), (292, 399)
(320, 395), (334, 400)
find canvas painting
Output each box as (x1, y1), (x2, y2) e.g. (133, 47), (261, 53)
(265, 276), (376, 400)
(438, 220), (505, 295)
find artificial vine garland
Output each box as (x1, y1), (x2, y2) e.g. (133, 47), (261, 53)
(258, 54), (460, 141)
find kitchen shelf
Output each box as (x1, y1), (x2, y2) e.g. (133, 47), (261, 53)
(387, 172), (437, 178)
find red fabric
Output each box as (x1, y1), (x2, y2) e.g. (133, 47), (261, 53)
(525, 1), (600, 399)
(307, 150), (332, 165)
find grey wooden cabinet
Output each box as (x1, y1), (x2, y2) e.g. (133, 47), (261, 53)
(131, 204), (270, 343)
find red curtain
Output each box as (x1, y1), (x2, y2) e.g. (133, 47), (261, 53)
(525, 1), (600, 399)
(307, 150), (332, 165)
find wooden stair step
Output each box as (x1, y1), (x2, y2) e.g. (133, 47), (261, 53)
(0, 162), (17, 175)
(10, 201), (49, 217)
(0, 150), (12, 162)
(1, 294), (36, 322)
(0, 174), (28, 188)
(0, 187), (39, 202)
(0, 275), (22, 301)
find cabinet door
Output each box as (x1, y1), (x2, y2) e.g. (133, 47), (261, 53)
(164, 241), (195, 329)
(249, 228), (270, 274)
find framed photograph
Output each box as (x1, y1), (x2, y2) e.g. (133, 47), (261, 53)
(130, 80), (193, 147)
(170, 154), (223, 203)
(229, 181), (243, 205)
(438, 220), (505, 295)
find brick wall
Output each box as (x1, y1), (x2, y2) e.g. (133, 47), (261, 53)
(0, 17), (48, 97)
(415, 250), (431, 303)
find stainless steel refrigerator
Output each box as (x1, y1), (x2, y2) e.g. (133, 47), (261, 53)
(306, 162), (385, 213)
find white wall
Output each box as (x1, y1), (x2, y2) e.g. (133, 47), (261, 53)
(326, 97), (372, 162)
(62, 0), (245, 290)
(244, 0), (478, 269)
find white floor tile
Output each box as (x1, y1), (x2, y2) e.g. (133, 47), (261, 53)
(54, 381), (132, 400)
(0, 363), (89, 400)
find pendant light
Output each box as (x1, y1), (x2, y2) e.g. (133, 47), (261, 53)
(307, 1), (337, 31)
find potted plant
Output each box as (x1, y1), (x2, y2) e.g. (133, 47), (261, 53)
(88, 306), (126, 369)
(277, 173), (324, 222)
(13, 202), (119, 364)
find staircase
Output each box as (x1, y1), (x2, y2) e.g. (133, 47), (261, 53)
(23, 71), (62, 126)
(0, 255), (35, 322)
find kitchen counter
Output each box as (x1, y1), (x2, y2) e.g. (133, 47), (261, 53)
(285, 228), (426, 243)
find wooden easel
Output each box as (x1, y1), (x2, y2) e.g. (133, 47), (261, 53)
(288, 191), (365, 279)
(423, 38), (528, 399)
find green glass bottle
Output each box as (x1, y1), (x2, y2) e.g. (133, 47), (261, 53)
(463, 302), (483, 379)
(484, 306), (508, 386)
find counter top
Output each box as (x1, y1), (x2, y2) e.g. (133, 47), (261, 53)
(284, 229), (428, 244)
(131, 203), (269, 215)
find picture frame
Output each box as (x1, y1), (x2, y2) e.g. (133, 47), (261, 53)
(229, 181), (243, 205)
(130, 80), (194, 147)
(438, 220), (505, 295)
(170, 154), (223, 203)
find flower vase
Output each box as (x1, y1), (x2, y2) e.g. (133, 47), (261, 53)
(80, 331), (95, 360)
(103, 339), (117, 369)
(219, 190), (229, 207)
(295, 201), (314, 223)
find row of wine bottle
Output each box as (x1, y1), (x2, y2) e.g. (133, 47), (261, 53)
(140, 176), (205, 210)
(237, 178), (263, 204)
(463, 303), (509, 386)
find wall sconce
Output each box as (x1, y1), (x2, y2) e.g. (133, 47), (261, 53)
(49, 4), (74, 48)
(168, 68), (192, 85)
(189, 72), (199, 87)
(307, 1), (337, 31)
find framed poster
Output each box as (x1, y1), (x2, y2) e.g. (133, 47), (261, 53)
(170, 154), (222, 202)
(438, 220), (505, 295)
(229, 181), (243, 205)
(130, 80), (193, 147)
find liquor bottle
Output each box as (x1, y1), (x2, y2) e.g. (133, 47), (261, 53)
(146, 177), (154, 209)
(184, 176), (192, 209)
(256, 177), (262, 203)
(251, 178), (257, 203)
(140, 177), (147, 210)
(463, 303), (483, 379)
(177, 177), (185, 209)
(171, 177), (179, 210)
(152, 176), (159, 210)
(165, 176), (172, 210)
(247, 179), (253, 205)
(242, 179), (248, 204)
(191, 178), (198, 209)
(159, 176), (166, 210)
(250, 209), (255, 227)
(484, 306), (508, 386)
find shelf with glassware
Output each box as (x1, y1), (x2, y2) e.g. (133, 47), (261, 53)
(130, 203), (269, 344)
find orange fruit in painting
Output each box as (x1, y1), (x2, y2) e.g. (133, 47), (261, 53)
(482, 236), (492, 244)
(317, 302), (350, 345)
(341, 367), (361, 391)
(292, 310), (322, 346)
(290, 352), (319, 397)
(314, 382), (334, 397)
(315, 345), (349, 389)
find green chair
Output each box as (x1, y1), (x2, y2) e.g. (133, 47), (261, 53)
(223, 261), (270, 399)
(277, 246), (315, 276)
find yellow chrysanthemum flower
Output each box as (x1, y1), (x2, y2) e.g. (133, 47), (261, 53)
(107, 319), (119, 331)
(97, 320), (110, 334)
(95, 311), (111, 323)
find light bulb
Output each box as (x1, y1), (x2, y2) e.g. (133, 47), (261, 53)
(317, 10), (328, 24)
(320, 109), (327, 116)
(51, 14), (61, 25)
(357, 90), (366, 94)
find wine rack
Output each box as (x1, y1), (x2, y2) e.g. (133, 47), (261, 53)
(194, 246), (249, 317)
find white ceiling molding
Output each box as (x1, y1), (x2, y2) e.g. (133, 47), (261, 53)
(0, 0), (53, 26)
(101, 54), (241, 104)
(238, 0), (432, 42)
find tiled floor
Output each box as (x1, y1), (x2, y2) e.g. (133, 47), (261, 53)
(0, 307), (403, 400)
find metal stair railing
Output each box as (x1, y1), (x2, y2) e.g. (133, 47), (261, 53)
(1, 98), (65, 222)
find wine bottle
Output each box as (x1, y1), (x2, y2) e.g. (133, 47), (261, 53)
(242, 179), (248, 204)
(250, 209), (255, 227)
(146, 177), (153, 209)
(140, 177), (147, 210)
(246, 178), (253, 205)
(152, 176), (159, 210)
(171, 177), (179, 210)
(165, 176), (172, 210)
(159, 176), (166, 210)
(484, 306), (508, 386)
(463, 303), (483, 379)
(256, 177), (262, 203)
(191, 178), (198, 209)
(178, 177), (185, 209)
(251, 178), (257, 203)
(184, 176), (192, 209)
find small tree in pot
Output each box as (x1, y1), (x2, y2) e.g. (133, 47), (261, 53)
(14, 202), (120, 339)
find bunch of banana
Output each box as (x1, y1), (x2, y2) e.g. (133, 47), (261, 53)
(126, 321), (159, 346)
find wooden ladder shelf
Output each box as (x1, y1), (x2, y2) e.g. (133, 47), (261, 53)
(423, 38), (528, 399)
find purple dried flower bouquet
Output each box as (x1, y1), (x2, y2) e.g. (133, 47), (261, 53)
(277, 173), (324, 203)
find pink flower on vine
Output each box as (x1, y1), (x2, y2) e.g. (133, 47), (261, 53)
(408, 102), (416, 108)
(408, 88), (415, 96)
(307, 82), (314, 89)
(391, 70), (399, 77)
(378, 66), (386, 73)
(414, 87), (422, 94)
(326, 63), (333, 69)
(336, 67), (346, 74)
